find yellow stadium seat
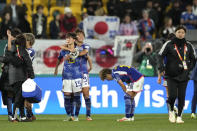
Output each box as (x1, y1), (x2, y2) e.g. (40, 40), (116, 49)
(47, 16), (53, 24)
(71, 3), (82, 8)
(26, 14), (32, 29)
(23, 0), (32, 4)
(70, 6), (81, 24)
(33, 0), (42, 5)
(7, 0), (32, 5)
(70, 6), (81, 14)
(71, 0), (82, 4)
(46, 16), (54, 37)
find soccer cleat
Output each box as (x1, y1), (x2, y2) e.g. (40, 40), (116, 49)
(86, 116), (93, 121)
(73, 117), (79, 121)
(191, 113), (196, 119)
(11, 118), (19, 123)
(31, 115), (36, 121)
(176, 117), (184, 124)
(169, 111), (176, 123)
(8, 115), (12, 122)
(19, 117), (32, 122)
(63, 116), (73, 121)
(117, 117), (131, 122)
(130, 116), (134, 121)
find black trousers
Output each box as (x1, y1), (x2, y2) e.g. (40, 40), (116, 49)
(12, 81), (25, 118)
(167, 78), (188, 116)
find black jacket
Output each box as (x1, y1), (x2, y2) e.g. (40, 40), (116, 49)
(158, 38), (196, 81)
(32, 13), (47, 38)
(49, 20), (60, 39)
(6, 44), (35, 85)
(2, 3), (27, 25)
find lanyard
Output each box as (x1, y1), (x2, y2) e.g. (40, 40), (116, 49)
(16, 45), (22, 60)
(174, 44), (186, 61)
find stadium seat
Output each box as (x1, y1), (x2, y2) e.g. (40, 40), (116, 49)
(70, 6), (82, 23)
(26, 14), (32, 29)
(7, 0), (31, 5)
(46, 16), (53, 36)
(23, 0), (32, 5)
(71, 0), (82, 4)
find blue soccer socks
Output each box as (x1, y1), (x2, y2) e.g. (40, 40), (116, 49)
(74, 93), (81, 117)
(124, 94), (134, 118)
(85, 98), (91, 117)
(64, 95), (72, 116)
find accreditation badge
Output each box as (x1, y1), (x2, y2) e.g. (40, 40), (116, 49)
(182, 61), (188, 70)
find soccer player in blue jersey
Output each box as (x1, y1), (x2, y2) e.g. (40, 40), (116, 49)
(99, 65), (144, 122)
(24, 33), (36, 121)
(75, 29), (93, 121)
(54, 32), (82, 121)
(60, 29), (93, 121)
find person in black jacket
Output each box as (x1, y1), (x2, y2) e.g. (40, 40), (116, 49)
(32, 5), (47, 39)
(158, 25), (196, 124)
(6, 30), (35, 122)
(49, 10), (63, 39)
(0, 12), (16, 39)
(0, 28), (22, 121)
(2, 0), (27, 26)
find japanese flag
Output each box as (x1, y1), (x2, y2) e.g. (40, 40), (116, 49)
(83, 16), (120, 40)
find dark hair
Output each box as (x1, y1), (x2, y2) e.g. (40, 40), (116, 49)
(66, 32), (77, 39)
(53, 10), (60, 19)
(175, 25), (187, 33)
(186, 3), (192, 7)
(36, 4), (44, 11)
(11, 28), (22, 37)
(75, 28), (85, 37)
(99, 68), (112, 81)
(15, 34), (26, 47)
(167, 33), (175, 40)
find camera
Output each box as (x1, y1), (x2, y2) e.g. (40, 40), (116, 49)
(146, 48), (151, 52)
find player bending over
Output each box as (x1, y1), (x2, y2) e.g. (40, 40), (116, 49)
(99, 65), (144, 122)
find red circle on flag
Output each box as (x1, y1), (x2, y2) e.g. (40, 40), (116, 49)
(96, 45), (118, 68)
(43, 46), (62, 67)
(94, 21), (108, 34)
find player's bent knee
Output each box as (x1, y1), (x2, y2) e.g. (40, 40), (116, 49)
(82, 87), (90, 98)
(127, 91), (137, 98)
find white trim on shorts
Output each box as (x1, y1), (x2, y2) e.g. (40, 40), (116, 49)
(82, 74), (90, 88)
(62, 78), (82, 93)
(126, 76), (144, 93)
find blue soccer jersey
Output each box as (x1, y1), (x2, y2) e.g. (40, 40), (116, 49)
(58, 50), (82, 79)
(112, 65), (143, 83)
(181, 12), (196, 29)
(27, 48), (35, 61)
(77, 43), (90, 74)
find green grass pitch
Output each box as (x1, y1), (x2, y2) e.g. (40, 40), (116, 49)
(0, 114), (197, 131)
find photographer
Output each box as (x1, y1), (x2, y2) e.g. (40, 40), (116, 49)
(134, 42), (157, 76)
